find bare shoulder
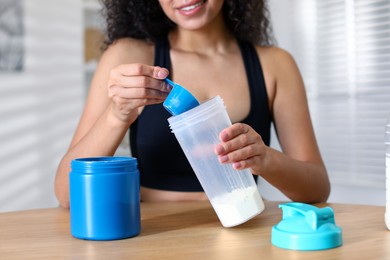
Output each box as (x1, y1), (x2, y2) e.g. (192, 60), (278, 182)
(255, 45), (303, 83)
(254, 45), (299, 75)
(253, 45), (305, 106)
(99, 37), (155, 67)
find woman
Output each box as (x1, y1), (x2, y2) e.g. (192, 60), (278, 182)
(55, 0), (330, 208)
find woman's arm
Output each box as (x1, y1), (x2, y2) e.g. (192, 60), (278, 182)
(54, 39), (170, 208)
(215, 47), (330, 203)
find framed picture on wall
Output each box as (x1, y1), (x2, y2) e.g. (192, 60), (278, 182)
(0, 0), (24, 72)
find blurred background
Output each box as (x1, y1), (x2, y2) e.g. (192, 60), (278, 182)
(0, 0), (389, 212)
(261, 0), (390, 205)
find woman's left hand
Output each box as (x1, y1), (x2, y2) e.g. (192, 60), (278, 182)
(214, 123), (268, 174)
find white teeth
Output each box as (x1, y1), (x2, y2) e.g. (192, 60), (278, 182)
(180, 1), (203, 11)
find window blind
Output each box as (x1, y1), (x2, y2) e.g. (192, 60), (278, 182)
(288, 0), (390, 188)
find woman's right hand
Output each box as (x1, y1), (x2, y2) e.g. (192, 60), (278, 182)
(107, 63), (171, 124)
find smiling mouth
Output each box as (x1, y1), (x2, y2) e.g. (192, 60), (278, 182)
(178, 0), (206, 11)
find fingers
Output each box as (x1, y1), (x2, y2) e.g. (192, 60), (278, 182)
(111, 64), (170, 89)
(108, 76), (170, 98)
(216, 123), (253, 153)
(108, 64), (172, 101)
(214, 123), (265, 169)
(107, 64), (171, 123)
(116, 63), (169, 79)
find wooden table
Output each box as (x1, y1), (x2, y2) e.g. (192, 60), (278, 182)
(0, 201), (389, 259)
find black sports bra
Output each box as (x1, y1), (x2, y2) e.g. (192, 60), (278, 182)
(130, 37), (271, 191)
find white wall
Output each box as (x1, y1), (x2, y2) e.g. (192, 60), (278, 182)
(0, 0), (84, 212)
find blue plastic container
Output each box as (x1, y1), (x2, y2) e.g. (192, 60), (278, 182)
(69, 156), (140, 240)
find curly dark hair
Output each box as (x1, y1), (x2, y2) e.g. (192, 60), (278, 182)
(100, 0), (275, 48)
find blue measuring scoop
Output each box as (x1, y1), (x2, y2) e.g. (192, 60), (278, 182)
(163, 78), (200, 116)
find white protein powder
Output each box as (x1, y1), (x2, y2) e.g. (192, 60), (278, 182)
(210, 186), (265, 227)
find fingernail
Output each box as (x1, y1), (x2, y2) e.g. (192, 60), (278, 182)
(157, 69), (168, 79)
(214, 144), (225, 155)
(219, 155), (228, 163)
(165, 82), (173, 91)
(233, 162), (242, 169)
(220, 131), (229, 141)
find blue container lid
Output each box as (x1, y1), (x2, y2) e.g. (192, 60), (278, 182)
(71, 156), (138, 174)
(271, 202), (343, 251)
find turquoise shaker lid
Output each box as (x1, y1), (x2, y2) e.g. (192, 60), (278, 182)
(271, 202), (343, 251)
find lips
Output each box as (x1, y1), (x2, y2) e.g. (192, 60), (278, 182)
(176, 0), (206, 12)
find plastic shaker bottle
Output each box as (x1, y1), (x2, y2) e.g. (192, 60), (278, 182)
(163, 85), (265, 227)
